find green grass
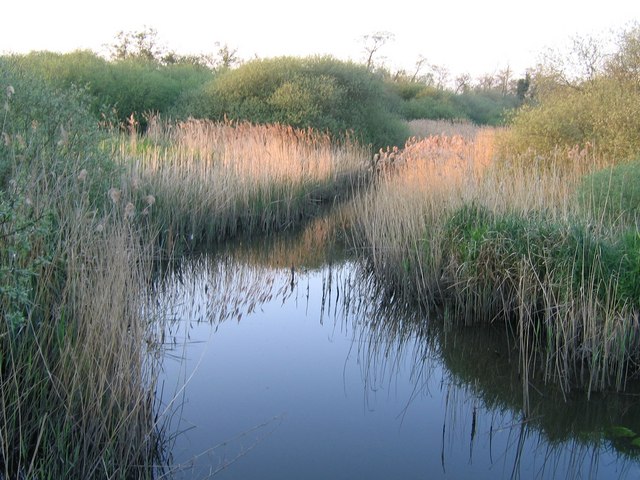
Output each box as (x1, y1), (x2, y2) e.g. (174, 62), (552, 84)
(577, 160), (640, 224)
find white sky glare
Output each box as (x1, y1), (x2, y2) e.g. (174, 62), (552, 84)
(2, 0), (638, 78)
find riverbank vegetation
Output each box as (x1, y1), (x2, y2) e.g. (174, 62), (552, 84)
(349, 25), (640, 398)
(7, 29), (525, 150)
(1, 22), (639, 476)
(121, 117), (369, 252)
(0, 58), (163, 478)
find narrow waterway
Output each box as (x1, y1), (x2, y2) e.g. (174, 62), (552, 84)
(155, 223), (640, 479)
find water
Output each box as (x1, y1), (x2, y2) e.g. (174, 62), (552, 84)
(155, 233), (640, 479)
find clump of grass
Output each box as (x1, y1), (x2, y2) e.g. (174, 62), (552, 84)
(350, 124), (640, 397)
(120, 118), (370, 250)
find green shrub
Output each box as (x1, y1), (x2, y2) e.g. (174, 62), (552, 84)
(502, 26), (640, 163)
(10, 51), (213, 127)
(1, 53), (162, 479)
(0, 57), (115, 192)
(503, 77), (640, 162)
(401, 87), (465, 121)
(453, 91), (518, 126)
(181, 56), (410, 149)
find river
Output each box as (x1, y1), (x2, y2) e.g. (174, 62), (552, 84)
(154, 222), (640, 479)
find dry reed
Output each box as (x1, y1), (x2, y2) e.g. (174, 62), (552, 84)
(0, 147), (165, 479)
(350, 127), (640, 399)
(120, 119), (370, 250)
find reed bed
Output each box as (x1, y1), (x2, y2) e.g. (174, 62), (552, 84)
(351, 128), (640, 399)
(121, 119), (370, 250)
(0, 76), (168, 477)
(0, 173), (165, 478)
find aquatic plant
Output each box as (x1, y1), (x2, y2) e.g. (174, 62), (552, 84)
(349, 127), (640, 396)
(120, 118), (371, 251)
(0, 59), (164, 478)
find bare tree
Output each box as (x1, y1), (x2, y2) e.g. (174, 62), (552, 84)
(455, 73), (472, 93)
(539, 33), (608, 88)
(215, 42), (240, 69)
(411, 55), (428, 82)
(606, 24), (640, 86)
(108, 27), (165, 62)
(362, 31), (395, 71)
(495, 65), (513, 96)
(476, 73), (497, 91)
(429, 64), (449, 90)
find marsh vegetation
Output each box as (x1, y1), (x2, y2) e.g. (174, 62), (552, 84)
(0, 23), (639, 478)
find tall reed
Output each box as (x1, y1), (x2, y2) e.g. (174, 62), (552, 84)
(350, 129), (640, 398)
(120, 119), (370, 250)
(0, 72), (165, 477)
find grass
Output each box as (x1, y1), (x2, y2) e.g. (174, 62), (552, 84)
(349, 127), (640, 399)
(3, 51), (639, 475)
(407, 118), (485, 141)
(119, 118), (370, 252)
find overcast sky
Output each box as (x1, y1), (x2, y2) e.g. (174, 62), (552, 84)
(2, 0), (638, 78)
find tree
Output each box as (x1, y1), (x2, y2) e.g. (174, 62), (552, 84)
(362, 31), (395, 71)
(476, 73), (497, 91)
(108, 27), (166, 62)
(495, 65), (513, 96)
(455, 73), (472, 94)
(411, 55), (428, 82)
(215, 42), (240, 69)
(606, 24), (640, 87)
(515, 73), (531, 101)
(429, 64), (449, 90)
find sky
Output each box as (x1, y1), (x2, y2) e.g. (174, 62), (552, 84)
(2, 0), (638, 79)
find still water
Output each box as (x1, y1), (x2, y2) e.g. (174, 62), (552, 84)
(156, 228), (640, 479)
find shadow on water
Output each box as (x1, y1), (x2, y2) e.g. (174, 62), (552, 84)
(154, 210), (640, 479)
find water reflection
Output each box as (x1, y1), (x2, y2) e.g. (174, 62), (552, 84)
(156, 220), (640, 479)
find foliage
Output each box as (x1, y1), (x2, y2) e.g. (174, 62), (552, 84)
(7, 50), (213, 127)
(179, 56), (410, 149)
(453, 90), (519, 125)
(394, 82), (519, 126)
(442, 204), (640, 311)
(0, 56), (162, 478)
(401, 87), (464, 121)
(501, 25), (640, 163)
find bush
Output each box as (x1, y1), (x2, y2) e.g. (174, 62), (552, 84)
(180, 56), (410, 149)
(501, 26), (640, 163)
(10, 51), (213, 127)
(453, 91), (519, 125)
(0, 57), (114, 191)
(402, 87), (465, 121)
(1, 54), (161, 479)
(0, 56), (116, 321)
(502, 77), (640, 161)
